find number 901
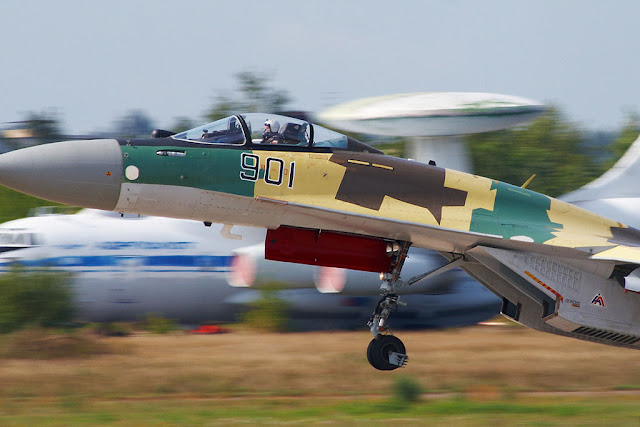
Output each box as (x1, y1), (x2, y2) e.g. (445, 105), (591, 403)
(240, 153), (295, 188)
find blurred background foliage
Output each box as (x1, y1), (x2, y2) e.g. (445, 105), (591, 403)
(0, 187), (58, 224)
(466, 108), (639, 197)
(241, 285), (290, 333)
(205, 71), (292, 121)
(0, 267), (73, 334)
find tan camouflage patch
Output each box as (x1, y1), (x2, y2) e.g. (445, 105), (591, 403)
(591, 245), (640, 264)
(440, 170), (497, 231)
(262, 151), (346, 204)
(545, 198), (619, 248)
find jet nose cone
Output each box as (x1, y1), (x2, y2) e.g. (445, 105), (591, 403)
(0, 139), (123, 210)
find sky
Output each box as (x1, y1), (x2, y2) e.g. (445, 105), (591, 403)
(1, 0), (639, 135)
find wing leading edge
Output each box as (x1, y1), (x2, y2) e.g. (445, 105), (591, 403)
(271, 198), (636, 264)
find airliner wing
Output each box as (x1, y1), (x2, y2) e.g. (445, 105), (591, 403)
(562, 133), (640, 203)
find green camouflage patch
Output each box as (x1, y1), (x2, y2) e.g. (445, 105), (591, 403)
(470, 180), (562, 242)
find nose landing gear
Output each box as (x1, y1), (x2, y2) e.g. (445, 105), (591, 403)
(367, 292), (409, 370)
(366, 241), (411, 371)
(365, 241), (465, 370)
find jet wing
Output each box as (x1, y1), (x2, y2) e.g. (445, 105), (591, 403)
(266, 198), (608, 262)
(590, 244), (640, 264)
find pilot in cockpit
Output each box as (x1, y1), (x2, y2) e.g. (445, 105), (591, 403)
(262, 119), (281, 144)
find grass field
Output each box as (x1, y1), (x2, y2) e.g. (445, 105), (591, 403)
(1, 396), (640, 426)
(1, 323), (640, 425)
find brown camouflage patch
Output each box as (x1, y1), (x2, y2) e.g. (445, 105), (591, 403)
(329, 153), (468, 224)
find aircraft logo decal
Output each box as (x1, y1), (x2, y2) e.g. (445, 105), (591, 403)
(590, 292), (606, 308)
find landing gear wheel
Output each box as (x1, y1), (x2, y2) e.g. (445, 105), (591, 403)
(367, 335), (407, 371)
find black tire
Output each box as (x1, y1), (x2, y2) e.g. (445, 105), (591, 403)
(367, 335), (406, 371)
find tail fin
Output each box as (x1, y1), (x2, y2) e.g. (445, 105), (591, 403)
(561, 133), (640, 203)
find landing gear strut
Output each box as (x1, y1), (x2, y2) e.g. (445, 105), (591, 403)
(366, 241), (411, 370)
(365, 242), (466, 370)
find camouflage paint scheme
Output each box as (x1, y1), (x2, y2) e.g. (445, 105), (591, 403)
(119, 143), (636, 259)
(115, 132), (640, 349)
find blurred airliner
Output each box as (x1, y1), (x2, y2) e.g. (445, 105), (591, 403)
(0, 208), (501, 329)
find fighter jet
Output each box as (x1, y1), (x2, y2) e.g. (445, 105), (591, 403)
(1, 112), (639, 371)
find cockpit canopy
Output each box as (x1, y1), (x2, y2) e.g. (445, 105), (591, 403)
(171, 113), (372, 151)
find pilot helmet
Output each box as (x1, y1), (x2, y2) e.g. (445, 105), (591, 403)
(264, 119), (280, 133)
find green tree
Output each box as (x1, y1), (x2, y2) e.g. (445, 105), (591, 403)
(205, 71), (291, 121)
(241, 284), (290, 332)
(23, 110), (64, 144)
(607, 109), (640, 163)
(0, 187), (57, 224)
(113, 109), (155, 138)
(0, 267), (74, 333)
(169, 117), (197, 133)
(466, 107), (602, 197)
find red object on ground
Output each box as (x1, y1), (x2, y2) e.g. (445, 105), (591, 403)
(190, 325), (231, 334)
(265, 226), (392, 273)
